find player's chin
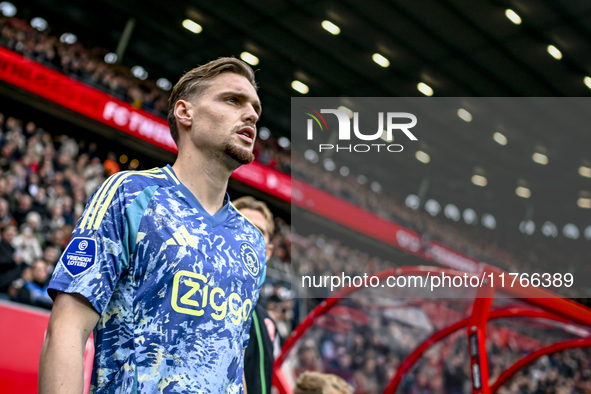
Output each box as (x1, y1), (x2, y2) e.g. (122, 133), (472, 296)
(223, 142), (255, 165)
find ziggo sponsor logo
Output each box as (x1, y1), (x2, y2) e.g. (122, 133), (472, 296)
(171, 270), (252, 324)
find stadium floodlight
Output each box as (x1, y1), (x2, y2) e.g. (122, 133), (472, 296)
(457, 108), (472, 122)
(156, 78), (172, 91)
(291, 80), (309, 94)
(471, 175), (487, 187)
(321, 20), (340, 35)
(323, 158), (336, 171)
(104, 52), (118, 64)
(339, 166), (349, 176)
(482, 214), (497, 229)
(425, 199), (441, 217)
(519, 220), (535, 235)
(129, 159), (139, 169)
(547, 45), (562, 60)
(240, 52), (259, 66)
(337, 106), (353, 119)
(563, 223), (580, 239)
(59, 33), (77, 44)
(532, 152), (548, 165)
(505, 9), (522, 25)
(357, 175), (367, 184)
(415, 151), (430, 163)
(585, 225), (591, 240)
(370, 182), (382, 193)
(304, 149), (319, 163)
(578, 198), (591, 209)
(30, 17), (48, 32)
(278, 137), (291, 149)
(541, 221), (558, 237)
(463, 208), (477, 225)
(493, 132), (507, 145)
(516, 186), (531, 198)
(258, 127), (270, 141)
(579, 166), (591, 178)
(182, 19), (202, 34)
(444, 204), (460, 222)
(417, 82), (433, 96)
(585, 77), (591, 90)
(405, 194), (420, 210)
(372, 53), (390, 68)
(131, 66), (148, 80)
(0, 2), (17, 17)
(119, 155), (128, 164)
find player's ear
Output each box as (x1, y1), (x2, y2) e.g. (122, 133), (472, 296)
(174, 100), (193, 129)
(265, 243), (274, 261)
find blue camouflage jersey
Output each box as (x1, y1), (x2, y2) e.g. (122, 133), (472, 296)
(48, 165), (266, 394)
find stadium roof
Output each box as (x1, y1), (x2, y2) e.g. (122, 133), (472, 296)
(16, 0), (591, 233)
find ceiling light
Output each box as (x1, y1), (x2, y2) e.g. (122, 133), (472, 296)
(579, 166), (591, 178)
(104, 52), (118, 64)
(182, 19), (202, 34)
(532, 152), (548, 165)
(425, 199), (441, 216)
(131, 66), (148, 80)
(463, 208), (477, 225)
(357, 175), (367, 184)
(0, 2), (17, 17)
(519, 220), (535, 235)
(417, 82), (433, 96)
(304, 149), (319, 163)
(457, 108), (472, 122)
(59, 33), (77, 44)
(129, 159), (139, 169)
(585, 77), (591, 90)
(292, 80), (309, 94)
(415, 151), (430, 163)
(372, 53), (390, 68)
(156, 78), (172, 91)
(119, 155), (128, 164)
(321, 20), (340, 35)
(547, 45), (562, 60)
(578, 197), (591, 209)
(482, 214), (497, 229)
(505, 9), (522, 25)
(585, 225), (591, 240)
(340, 166), (349, 176)
(493, 132), (507, 145)
(30, 17), (48, 32)
(542, 221), (558, 237)
(370, 182), (382, 193)
(337, 106), (353, 119)
(516, 186), (531, 198)
(240, 51), (259, 66)
(405, 194), (420, 210)
(563, 224), (580, 240)
(258, 127), (270, 141)
(278, 137), (291, 149)
(471, 175), (487, 187)
(380, 130), (393, 142)
(444, 204), (460, 222)
(323, 158), (336, 171)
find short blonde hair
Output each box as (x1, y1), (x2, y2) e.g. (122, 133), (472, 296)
(232, 196), (274, 236)
(294, 371), (354, 394)
(167, 57), (257, 144)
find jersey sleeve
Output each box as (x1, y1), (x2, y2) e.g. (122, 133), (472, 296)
(48, 172), (132, 314)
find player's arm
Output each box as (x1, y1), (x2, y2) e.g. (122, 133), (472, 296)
(243, 349), (248, 394)
(39, 291), (100, 394)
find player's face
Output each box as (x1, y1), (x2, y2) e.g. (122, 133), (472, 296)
(239, 208), (273, 260)
(189, 73), (261, 166)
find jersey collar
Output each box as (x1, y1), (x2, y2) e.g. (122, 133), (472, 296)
(163, 165), (230, 227)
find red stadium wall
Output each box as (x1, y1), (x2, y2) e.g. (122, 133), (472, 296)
(0, 300), (94, 394)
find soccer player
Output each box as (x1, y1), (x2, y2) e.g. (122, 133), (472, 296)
(233, 196), (281, 394)
(39, 58), (266, 394)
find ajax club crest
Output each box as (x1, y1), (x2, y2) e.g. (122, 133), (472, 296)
(240, 243), (260, 278)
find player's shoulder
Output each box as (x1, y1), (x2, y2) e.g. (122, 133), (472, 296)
(104, 167), (172, 196)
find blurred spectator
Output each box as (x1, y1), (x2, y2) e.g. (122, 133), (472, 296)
(0, 224), (23, 294)
(10, 259), (53, 310)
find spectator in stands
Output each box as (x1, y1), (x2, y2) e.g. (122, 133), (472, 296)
(11, 259), (53, 309)
(294, 371), (354, 394)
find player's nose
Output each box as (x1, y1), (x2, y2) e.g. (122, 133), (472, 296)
(242, 104), (259, 125)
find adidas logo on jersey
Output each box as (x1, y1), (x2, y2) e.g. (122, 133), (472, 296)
(165, 225), (199, 248)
